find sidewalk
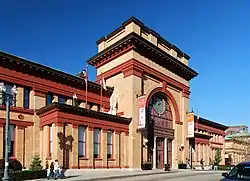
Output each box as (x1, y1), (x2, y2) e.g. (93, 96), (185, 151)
(30, 169), (222, 181)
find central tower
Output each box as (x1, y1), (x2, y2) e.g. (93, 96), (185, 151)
(88, 17), (198, 169)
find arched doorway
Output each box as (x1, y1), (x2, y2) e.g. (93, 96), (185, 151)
(146, 92), (174, 169)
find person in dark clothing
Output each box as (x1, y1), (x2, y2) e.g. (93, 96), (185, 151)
(47, 162), (54, 180)
(200, 159), (204, 170)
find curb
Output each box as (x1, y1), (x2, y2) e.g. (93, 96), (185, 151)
(80, 170), (178, 181)
(79, 170), (222, 181)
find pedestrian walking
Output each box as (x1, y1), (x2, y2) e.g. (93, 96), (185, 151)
(47, 162), (54, 180)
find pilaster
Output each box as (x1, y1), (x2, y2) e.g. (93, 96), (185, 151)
(115, 131), (120, 167)
(16, 87), (24, 107)
(15, 126), (25, 166)
(87, 127), (94, 168)
(72, 124), (78, 169)
(102, 129), (107, 168)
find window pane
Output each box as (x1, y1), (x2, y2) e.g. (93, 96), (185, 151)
(58, 96), (66, 104)
(46, 94), (53, 105)
(107, 131), (112, 144)
(49, 127), (53, 142)
(78, 127), (85, 142)
(78, 142), (83, 156)
(94, 143), (99, 155)
(49, 141), (52, 153)
(107, 145), (112, 155)
(5, 84), (12, 95)
(94, 129), (99, 142)
(24, 88), (29, 109)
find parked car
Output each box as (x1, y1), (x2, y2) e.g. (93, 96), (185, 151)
(221, 162), (250, 180)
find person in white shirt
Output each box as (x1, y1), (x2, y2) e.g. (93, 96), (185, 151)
(54, 159), (61, 179)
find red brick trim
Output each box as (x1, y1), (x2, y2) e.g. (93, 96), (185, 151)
(39, 111), (129, 133)
(96, 58), (190, 94)
(79, 157), (88, 160)
(72, 124), (78, 129)
(0, 118), (33, 127)
(88, 126), (94, 131)
(182, 89), (190, 99)
(123, 66), (143, 78)
(210, 141), (224, 145)
(95, 46), (133, 69)
(195, 123), (226, 136)
(117, 112), (124, 116)
(33, 90), (46, 98)
(0, 106), (34, 115)
(0, 67), (110, 109)
(195, 137), (209, 144)
(162, 81), (167, 90)
(17, 126), (25, 129)
(55, 122), (64, 127)
(176, 121), (183, 125)
(146, 87), (181, 124)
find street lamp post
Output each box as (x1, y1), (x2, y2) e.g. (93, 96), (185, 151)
(0, 82), (17, 181)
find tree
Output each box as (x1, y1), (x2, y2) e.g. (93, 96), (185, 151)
(214, 148), (222, 166)
(29, 155), (43, 171)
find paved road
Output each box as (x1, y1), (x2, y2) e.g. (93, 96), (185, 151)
(89, 171), (223, 181)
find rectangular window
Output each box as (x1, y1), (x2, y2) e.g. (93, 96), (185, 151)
(58, 96), (66, 104)
(49, 125), (52, 156)
(93, 128), (100, 158)
(78, 126), (86, 157)
(23, 88), (30, 109)
(107, 131), (113, 159)
(3, 125), (15, 158)
(46, 94), (53, 106)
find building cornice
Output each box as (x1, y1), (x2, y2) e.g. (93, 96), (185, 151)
(88, 32), (198, 81)
(0, 51), (114, 94)
(36, 103), (132, 125)
(97, 17), (190, 60)
(195, 116), (229, 131)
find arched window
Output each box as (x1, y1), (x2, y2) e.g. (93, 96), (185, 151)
(147, 93), (173, 129)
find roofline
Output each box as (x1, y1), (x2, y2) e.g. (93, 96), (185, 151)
(89, 32), (198, 80)
(0, 50), (114, 93)
(195, 116), (229, 131)
(96, 16), (190, 60)
(36, 102), (132, 124)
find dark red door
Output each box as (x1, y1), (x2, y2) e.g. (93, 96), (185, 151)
(168, 140), (172, 168)
(156, 138), (164, 169)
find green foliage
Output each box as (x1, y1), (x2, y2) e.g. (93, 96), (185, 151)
(214, 148), (222, 166)
(0, 170), (47, 180)
(29, 155), (43, 171)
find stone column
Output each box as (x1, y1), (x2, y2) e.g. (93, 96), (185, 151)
(120, 132), (125, 168)
(16, 87), (24, 107)
(72, 125), (78, 169)
(102, 129), (107, 168)
(15, 126), (25, 165)
(65, 124), (73, 168)
(153, 136), (157, 169)
(87, 127), (94, 168)
(164, 138), (167, 165)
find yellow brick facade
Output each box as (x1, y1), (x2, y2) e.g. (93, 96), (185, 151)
(0, 17), (228, 170)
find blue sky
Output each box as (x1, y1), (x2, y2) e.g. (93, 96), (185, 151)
(1, 0), (250, 127)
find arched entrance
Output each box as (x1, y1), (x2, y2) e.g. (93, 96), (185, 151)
(146, 92), (174, 169)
